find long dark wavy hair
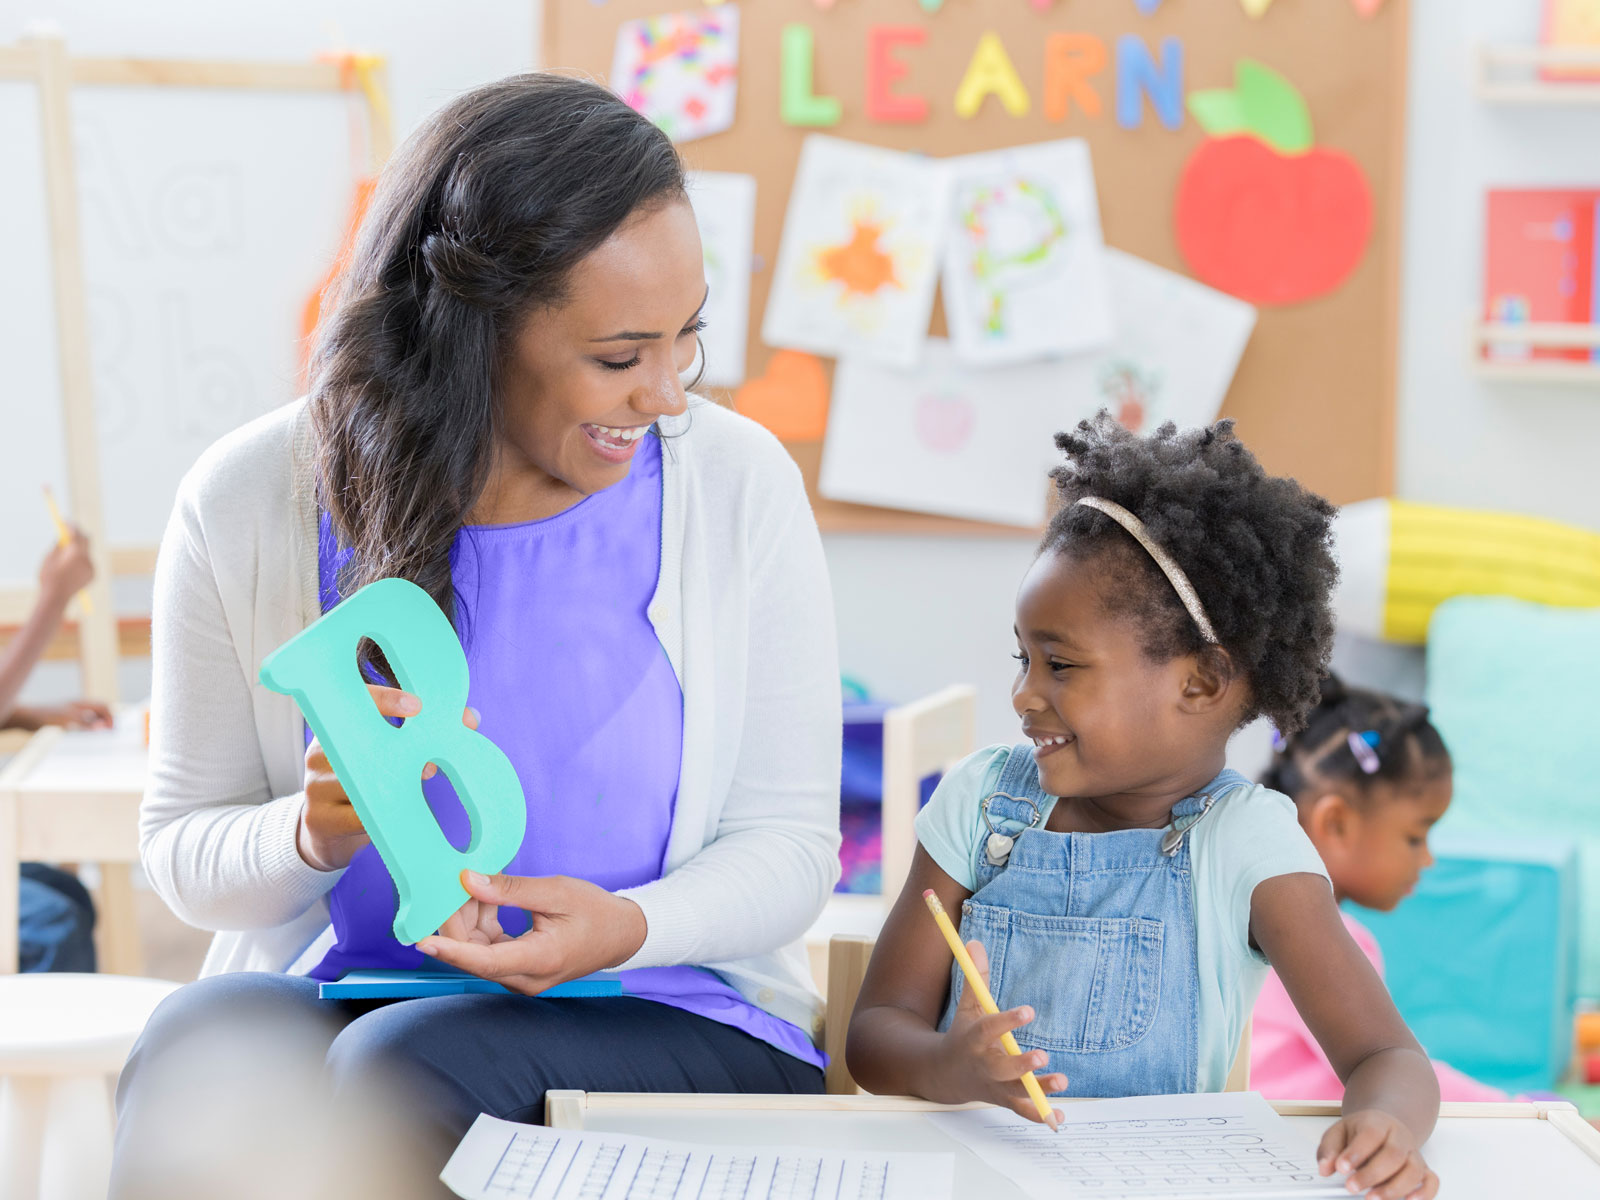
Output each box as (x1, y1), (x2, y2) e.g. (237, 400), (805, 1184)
(307, 73), (686, 633)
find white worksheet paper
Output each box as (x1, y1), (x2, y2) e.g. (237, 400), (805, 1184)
(686, 170), (757, 386)
(941, 138), (1114, 366)
(928, 1092), (1349, 1200)
(441, 1114), (954, 1200)
(1051, 249), (1257, 436)
(818, 338), (1063, 527)
(762, 134), (950, 369)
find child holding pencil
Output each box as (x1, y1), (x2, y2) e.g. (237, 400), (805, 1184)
(847, 415), (1441, 1200)
(4, 523), (113, 973)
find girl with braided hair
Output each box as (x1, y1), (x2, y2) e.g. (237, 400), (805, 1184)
(1252, 676), (1507, 1103)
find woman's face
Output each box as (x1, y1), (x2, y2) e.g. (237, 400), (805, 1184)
(487, 197), (706, 518)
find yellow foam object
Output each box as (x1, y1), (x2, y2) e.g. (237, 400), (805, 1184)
(954, 31), (1031, 118)
(1382, 500), (1600, 644)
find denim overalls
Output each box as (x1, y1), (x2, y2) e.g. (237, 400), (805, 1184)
(937, 744), (1248, 1097)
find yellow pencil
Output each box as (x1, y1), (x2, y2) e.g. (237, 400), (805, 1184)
(41, 485), (92, 615)
(923, 889), (1059, 1131)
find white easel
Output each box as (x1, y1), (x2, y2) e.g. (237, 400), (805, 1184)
(0, 34), (391, 978)
(0, 33), (394, 704)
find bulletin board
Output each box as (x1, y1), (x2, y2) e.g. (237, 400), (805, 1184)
(543, 0), (1409, 534)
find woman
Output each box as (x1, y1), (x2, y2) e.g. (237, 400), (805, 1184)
(116, 75), (841, 1187)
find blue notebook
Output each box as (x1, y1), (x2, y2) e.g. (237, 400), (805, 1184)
(317, 967), (626, 1000)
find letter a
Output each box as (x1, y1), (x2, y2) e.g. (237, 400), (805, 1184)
(955, 32), (1031, 119)
(260, 577), (527, 944)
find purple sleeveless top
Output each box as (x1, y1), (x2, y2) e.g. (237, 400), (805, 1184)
(307, 433), (822, 1069)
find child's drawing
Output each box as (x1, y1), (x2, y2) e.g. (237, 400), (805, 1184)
(685, 170), (756, 386)
(1097, 358), (1163, 433)
(762, 135), (949, 369)
(1056, 248), (1258, 434)
(609, 6), (740, 144)
(820, 339), (1067, 527)
(941, 139), (1114, 365)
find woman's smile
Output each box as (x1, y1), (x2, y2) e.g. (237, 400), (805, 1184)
(581, 421), (653, 464)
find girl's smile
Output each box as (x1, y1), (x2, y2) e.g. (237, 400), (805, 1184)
(1010, 547), (1241, 817)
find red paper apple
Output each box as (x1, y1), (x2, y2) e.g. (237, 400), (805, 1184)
(1175, 60), (1372, 306)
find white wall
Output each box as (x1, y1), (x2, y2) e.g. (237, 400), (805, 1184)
(1397, 0), (1600, 528)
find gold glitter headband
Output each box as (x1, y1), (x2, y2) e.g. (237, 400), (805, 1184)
(1075, 497), (1220, 645)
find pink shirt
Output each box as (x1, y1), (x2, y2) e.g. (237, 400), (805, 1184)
(1250, 911), (1508, 1102)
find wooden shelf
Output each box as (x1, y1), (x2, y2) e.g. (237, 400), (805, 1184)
(1473, 322), (1600, 384)
(1477, 45), (1600, 104)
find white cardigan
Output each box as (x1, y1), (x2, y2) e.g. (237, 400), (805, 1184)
(142, 397), (843, 1040)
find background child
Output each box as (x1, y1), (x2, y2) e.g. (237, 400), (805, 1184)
(1253, 677), (1508, 1102)
(848, 415), (1441, 1200)
(2, 527), (113, 972)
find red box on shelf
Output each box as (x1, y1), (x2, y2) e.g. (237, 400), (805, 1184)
(1483, 189), (1600, 362)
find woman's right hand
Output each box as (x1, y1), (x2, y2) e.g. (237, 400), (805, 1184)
(933, 939), (1068, 1123)
(297, 684), (480, 872)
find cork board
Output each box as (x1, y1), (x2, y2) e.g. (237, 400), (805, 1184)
(543, 0), (1408, 533)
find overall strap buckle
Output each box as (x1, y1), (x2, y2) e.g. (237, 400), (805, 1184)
(1160, 794), (1217, 856)
(981, 790), (1043, 867)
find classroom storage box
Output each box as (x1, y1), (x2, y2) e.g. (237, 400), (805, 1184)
(838, 698), (939, 895)
(1347, 832), (1579, 1094)
(1425, 597), (1600, 1000)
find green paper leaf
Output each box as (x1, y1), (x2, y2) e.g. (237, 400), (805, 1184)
(1186, 88), (1248, 138)
(1235, 59), (1313, 154)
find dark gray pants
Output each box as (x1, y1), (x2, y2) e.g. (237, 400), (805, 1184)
(111, 971), (823, 1198)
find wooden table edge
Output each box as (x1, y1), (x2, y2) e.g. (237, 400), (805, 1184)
(543, 1091), (1596, 1140)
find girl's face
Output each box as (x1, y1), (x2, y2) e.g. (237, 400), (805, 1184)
(483, 198), (706, 519)
(1311, 773), (1452, 911)
(1011, 549), (1237, 805)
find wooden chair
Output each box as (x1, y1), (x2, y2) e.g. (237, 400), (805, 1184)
(821, 934), (1252, 1096)
(806, 686), (977, 992)
(879, 685), (977, 904)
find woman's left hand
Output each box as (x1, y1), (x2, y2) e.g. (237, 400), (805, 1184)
(1317, 1109), (1438, 1200)
(416, 871), (647, 994)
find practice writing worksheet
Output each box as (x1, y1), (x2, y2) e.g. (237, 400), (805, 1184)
(928, 1092), (1351, 1200)
(441, 1114), (953, 1200)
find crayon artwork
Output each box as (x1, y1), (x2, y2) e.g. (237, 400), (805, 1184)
(609, 6), (741, 144)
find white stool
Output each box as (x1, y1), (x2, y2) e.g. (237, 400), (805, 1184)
(0, 974), (179, 1200)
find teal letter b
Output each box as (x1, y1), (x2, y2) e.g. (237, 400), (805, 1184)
(259, 577), (527, 945)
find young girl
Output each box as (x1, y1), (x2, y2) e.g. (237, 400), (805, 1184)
(1253, 678), (1507, 1103)
(848, 416), (1441, 1200)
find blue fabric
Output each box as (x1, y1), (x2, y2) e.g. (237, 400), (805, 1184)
(19, 862), (96, 973)
(1347, 832), (1579, 1092)
(936, 744), (1246, 1097)
(111, 971), (824, 1198)
(1424, 596), (1600, 997)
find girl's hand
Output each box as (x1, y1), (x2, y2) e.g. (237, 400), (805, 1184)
(38, 527), (94, 604)
(932, 939), (1067, 1124)
(416, 872), (648, 993)
(297, 684), (478, 872)
(6, 700), (113, 731)
(1318, 1109), (1439, 1200)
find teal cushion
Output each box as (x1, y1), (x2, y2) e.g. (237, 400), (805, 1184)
(1347, 832), (1578, 1092)
(1425, 596), (1600, 997)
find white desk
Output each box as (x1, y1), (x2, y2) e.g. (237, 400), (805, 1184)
(543, 1094), (1600, 1199)
(0, 723), (148, 974)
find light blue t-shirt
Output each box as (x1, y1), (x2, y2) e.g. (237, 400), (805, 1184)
(915, 746), (1331, 1092)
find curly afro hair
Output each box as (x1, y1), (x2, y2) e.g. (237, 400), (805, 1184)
(1042, 413), (1338, 735)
